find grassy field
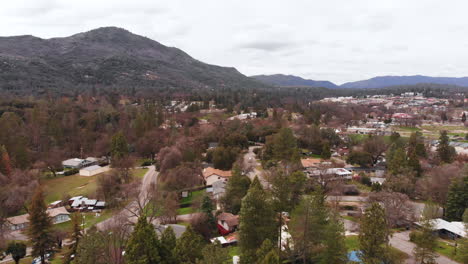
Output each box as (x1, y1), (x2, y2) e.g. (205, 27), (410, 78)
(42, 174), (98, 204)
(132, 168), (149, 179)
(435, 239), (463, 262)
(41, 168), (148, 204)
(178, 189), (205, 215)
(345, 235), (360, 250)
(228, 246), (240, 257)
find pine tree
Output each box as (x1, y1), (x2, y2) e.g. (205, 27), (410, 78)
(239, 177), (277, 263)
(413, 209), (437, 264)
(321, 141), (331, 160)
(272, 128), (298, 162)
(160, 226), (177, 264)
(198, 240), (230, 264)
(289, 190), (329, 263)
(110, 131), (129, 160)
(27, 187), (54, 264)
(459, 209), (468, 264)
(407, 150), (422, 177)
(174, 225), (205, 263)
(358, 203), (391, 264)
(0, 145), (12, 176)
(445, 175), (468, 221)
(437, 130), (455, 163)
(462, 112), (466, 123)
(200, 195), (216, 233)
(125, 216), (161, 264)
(386, 144), (408, 175)
(221, 165), (251, 214)
(6, 241), (26, 264)
(256, 240), (279, 264)
(320, 212), (348, 264)
(64, 213), (82, 264)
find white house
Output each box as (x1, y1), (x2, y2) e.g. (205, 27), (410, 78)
(415, 218), (466, 239)
(79, 165), (109, 176)
(62, 158), (96, 169)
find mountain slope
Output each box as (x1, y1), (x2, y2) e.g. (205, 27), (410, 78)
(341, 75), (468, 88)
(0, 27), (266, 93)
(251, 74), (338, 88)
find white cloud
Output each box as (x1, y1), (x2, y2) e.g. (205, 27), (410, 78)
(0, 0), (467, 84)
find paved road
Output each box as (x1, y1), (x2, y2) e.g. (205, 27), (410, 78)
(97, 166), (158, 230)
(244, 146), (269, 188)
(390, 231), (459, 264)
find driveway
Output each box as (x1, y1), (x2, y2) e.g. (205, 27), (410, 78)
(97, 166), (158, 230)
(389, 231), (459, 264)
(244, 146), (269, 188)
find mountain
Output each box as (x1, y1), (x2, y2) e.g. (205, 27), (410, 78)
(0, 27), (266, 93)
(250, 74), (338, 88)
(341, 75), (468, 89)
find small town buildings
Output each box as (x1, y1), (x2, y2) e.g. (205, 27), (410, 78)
(6, 206), (70, 231)
(203, 167), (232, 186)
(62, 157), (98, 169)
(217, 212), (239, 235)
(79, 165), (109, 176)
(415, 218), (466, 239)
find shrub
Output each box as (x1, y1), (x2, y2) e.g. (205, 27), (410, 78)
(141, 159), (152, 166)
(360, 175), (372, 186)
(409, 230), (420, 242)
(64, 168), (79, 176)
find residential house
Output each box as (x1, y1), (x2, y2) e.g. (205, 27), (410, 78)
(6, 206), (70, 231)
(415, 218), (466, 239)
(203, 167), (232, 186)
(217, 212), (239, 235)
(62, 158), (96, 169)
(79, 165), (109, 176)
(301, 158), (322, 169)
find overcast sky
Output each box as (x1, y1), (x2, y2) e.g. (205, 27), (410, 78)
(1, 0), (468, 84)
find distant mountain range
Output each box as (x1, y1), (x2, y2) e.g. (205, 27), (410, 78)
(251, 74), (468, 89)
(0, 27), (265, 93)
(250, 74), (338, 88)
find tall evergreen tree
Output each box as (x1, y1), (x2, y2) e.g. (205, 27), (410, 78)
(437, 130), (456, 163)
(445, 175), (468, 221)
(289, 190), (329, 263)
(110, 131), (129, 160)
(272, 128), (298, 162)
(321, 141), (331, 160)
(0, 145), (12, 176)
(125, 216), (161, 264)
(27, 187), (54, 264)
(198, 241), (230, 264)
(174, 225), (205, 263)
(320, 212), (348, 264)
(221, 165), (251, 214)
(413, 213), (437, 264)
(386, 144), (408, 175)
(358, 203), (391, 264)
(256, 239), (278, 264)
(200, 195), (216, 235)
(239, 177), (277, 263)
(160, 226), (177, 264)
(64, 213), (82, 264)
(407, 150), (422, 177)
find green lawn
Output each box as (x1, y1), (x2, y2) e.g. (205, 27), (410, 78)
(345, 235), (360, 250)
(228, 246), (240, 257)
(397, 126), (421, 131)
(435, 239), (464, 262)
(42, 174), (98, 204)
(177, 206), (197, 215)
(342, 215), (359, 222)
(349, 180), (372, 192)
(3, 257), (33, 264)
(180, 189), (204, 205)
(132, 168), (149, 179)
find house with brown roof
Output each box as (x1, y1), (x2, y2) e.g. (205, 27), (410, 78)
(203, 167), (232, 186)
(6, 206), (71, 231)
(217, 212), (239, 235)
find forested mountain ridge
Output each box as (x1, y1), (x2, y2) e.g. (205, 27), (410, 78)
(251, 74), (338, 88)
(0, 27), (267, 94)
(252, 73), (468, 89)
(341, 75), (468, 89)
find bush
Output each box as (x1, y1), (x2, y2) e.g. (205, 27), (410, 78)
(342, 205), (357, 211)
(360, 175), (372, 186)
(64, 168), (79, 176)
(371, 182), (382, 192)
(409, 230), (420, 242)
(141, 159), (153, 166)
